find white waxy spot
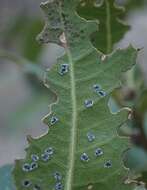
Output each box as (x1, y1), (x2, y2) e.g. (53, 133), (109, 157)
(33, 184), (41, 190)
(88, 184), (93, 190)
(101, 54), (107, 61)
(59, 32), (67, 44)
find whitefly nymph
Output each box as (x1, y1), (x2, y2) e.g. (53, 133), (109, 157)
(50, 116), (59, 125)
(59, 64), (69, 76)
(84, 100), (94, 108)
(33, 184), (41, 190)
(87, 132), (96, 142)
(95, 148), (104, 157)
(31, 154), (39, 162)
(93, 84), (101, 92)
(98, 90), (106, 97)
(104, 160), (112, 168)
(22, 163), (31, 172)
(80, 153), (89, 162)
(30, 162), (38, 171)
(54, 171), (62, 181)
(45, 147), (54, 155)
(22, 179), (31, 188)
(41, 153), (50, 162)
(55, 182), (63, 190)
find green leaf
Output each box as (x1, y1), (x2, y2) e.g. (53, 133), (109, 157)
(77, 0), (129, 54)
(0, 165), (16, 190)
(13, 0), (137, 190)
(22, 20), (43, 61)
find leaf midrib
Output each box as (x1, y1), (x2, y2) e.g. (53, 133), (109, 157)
(58, 3), (78, 190)
(65, 48), (78, 190)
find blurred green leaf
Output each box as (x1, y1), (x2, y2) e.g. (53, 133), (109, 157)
(7, 89), (56, 133)
(0, 50), (56, 133)
(125, 0), (146, 12)
(77, 0), (129, 53)
(0, 165), (15, 190)
(22, 20), (43, 61)
(1, 15), (43, 62)
(0, 50), (44, 81)
(124, 146), (147, 173)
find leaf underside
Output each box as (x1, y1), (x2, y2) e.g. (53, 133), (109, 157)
(77, 0), (130, 54)
(13, 0), (137, 190)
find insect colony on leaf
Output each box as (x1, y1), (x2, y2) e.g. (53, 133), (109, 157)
(21, 56), (110, 190)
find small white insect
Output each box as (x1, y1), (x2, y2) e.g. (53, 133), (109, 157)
(101, 54), (107, 61)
